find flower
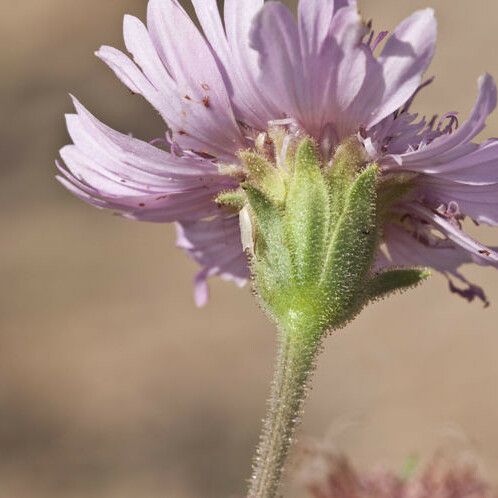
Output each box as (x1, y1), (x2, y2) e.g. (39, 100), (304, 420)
(58, 0), (498, 306)
(298, 449), (497, 498)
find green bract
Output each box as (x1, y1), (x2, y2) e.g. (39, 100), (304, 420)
(221, 136), (429, 336)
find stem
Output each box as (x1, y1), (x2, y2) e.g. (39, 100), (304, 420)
(248, 322), (322, 498)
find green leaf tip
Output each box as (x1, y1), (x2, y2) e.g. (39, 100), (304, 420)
(243, 184), (293, 300)
(215, 189), (246, 211)
(377, 172), (417, 220)
(294, 137), (321, 169)
(239, 150), (286, 205)
(367, 268), (431, 302)
(243, 184), (282, 248)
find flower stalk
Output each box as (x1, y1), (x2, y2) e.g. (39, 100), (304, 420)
(249, 318), (322, 498)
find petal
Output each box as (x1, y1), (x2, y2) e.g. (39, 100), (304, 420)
(250, 1), (383, 140)
(297, 0), (343, 135)
(122, 15), (177, 94)
(223, 0), (282, 128)
(384, 223), (470, 273)
(417, 177), (498, 226)
(334, 0), (355, 10)
(326, 6), (384, 137)
(250, 2), (304, 121)
(406, 203), (498, 265)
(145, 0), (244, 158)
(58, 99), (236, 222)
(373, 246), (392, 272)
(176, 214), (249, 306)
(68, 98), (221, 178)
(411, 139), (498, 186)
(384, 223), (491, 305)
(369, 9), (437, 127)
(396, 74), (497, 169)
(189, 0), (230, 68)
(97, 4), (246, 160)
(193, 268), (211, 308)
(298, 0), (335, 56)
(96, 21), (187, 137)
(96, 45), (176, 117)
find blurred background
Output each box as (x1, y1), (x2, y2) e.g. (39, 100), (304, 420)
(2, 1), (498, 497)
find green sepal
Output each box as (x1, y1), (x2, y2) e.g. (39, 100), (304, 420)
(325, 138), (366, 232)
(321, 164), (379, 326)
(215, 189), (246, 211)
(284, 138), (330, 283)
(366, 268), (431, 302)
(243, 185), (292, 300)
(243, 135), (426, 335)
(377, 173), (416, 220)
(239, 150), (286, 205)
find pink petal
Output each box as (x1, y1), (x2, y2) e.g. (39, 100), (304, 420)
(326, 7), (382, 127)
(384, 224), (472, 273)
(189, 0), (230, 68)
(406, 203), (498, 265)
(193, 268), (211, 308)
(334, 0), (355, 10)
(98, 3), (247, 160)
(250, 1), (383, 140)
(193, 0), (281, 130)
(59, 99), (235, 222)
(145, 0), (244, 159)
(384, 223), (492, 305)
(250, 2), (304, 122)
(298, 0), (336, 56)
(176, 214), (249, 306)
(370, 9), (437, 127)
(397, 74), (497, 169)
(297, 1), (345, 135)
(425, 139), (498, 182)
(417, 177), (498, 226)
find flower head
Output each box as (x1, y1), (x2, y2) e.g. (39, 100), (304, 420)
(58, 0), (498, 306)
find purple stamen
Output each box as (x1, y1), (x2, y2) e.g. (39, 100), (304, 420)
(371, 30), (389, 51)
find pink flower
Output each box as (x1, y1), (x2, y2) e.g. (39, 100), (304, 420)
(58, 0), (498, 306)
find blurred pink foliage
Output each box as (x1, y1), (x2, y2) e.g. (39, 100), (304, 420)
(299, 448), (496, 498)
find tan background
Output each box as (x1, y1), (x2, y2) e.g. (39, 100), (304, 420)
(1, 1), (498, 497)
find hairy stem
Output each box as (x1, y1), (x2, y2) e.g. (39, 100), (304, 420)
(248, 322), (321, 498)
